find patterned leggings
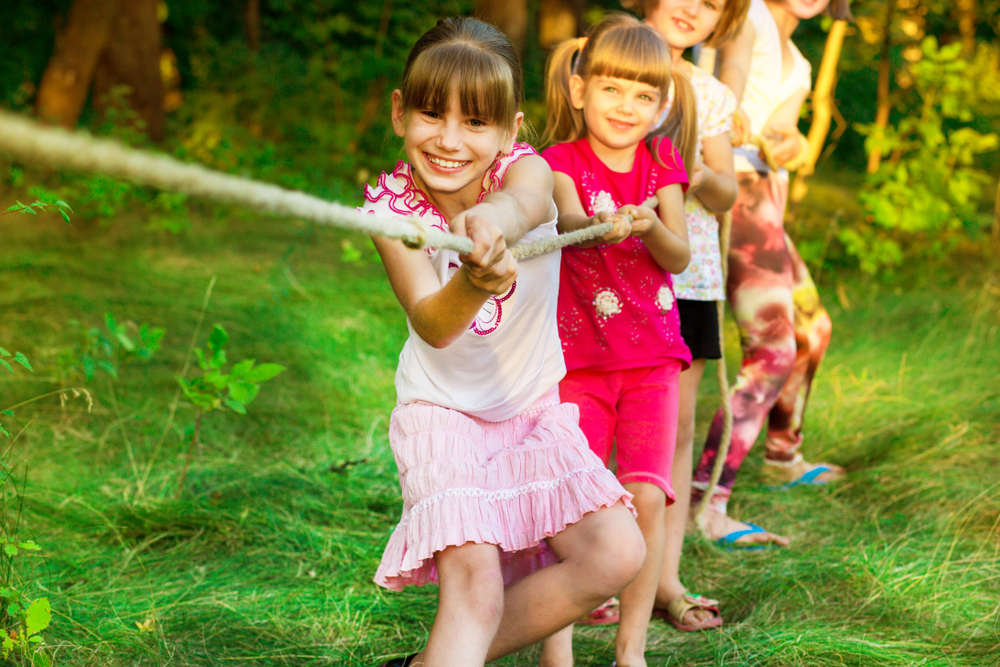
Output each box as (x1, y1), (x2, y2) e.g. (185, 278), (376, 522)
(693, 170), (832, 505)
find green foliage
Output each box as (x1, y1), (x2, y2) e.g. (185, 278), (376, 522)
(0, 458), (51, 667)
(1, 199), (71, 223)
(58, 314), (164, 384)
(852, 38), (1000, 273)
(179, 325), (285, 416)
(0, 349), (32, 439)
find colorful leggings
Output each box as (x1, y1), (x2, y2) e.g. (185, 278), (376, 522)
(693, 170), (832, 504)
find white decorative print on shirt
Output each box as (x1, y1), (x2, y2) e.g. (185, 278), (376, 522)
(656, 284), (675, 313)
(590, 191), (617, 215)
(448, 261), (517, 336)
(593, 289), (622, 319)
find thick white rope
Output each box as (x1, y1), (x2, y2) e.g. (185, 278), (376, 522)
(0, 111), (618, 259)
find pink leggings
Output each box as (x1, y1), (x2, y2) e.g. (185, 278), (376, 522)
(560, 361), (682, 503)
(693, 171), (832, 505)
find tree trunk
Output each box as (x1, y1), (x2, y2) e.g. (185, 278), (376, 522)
(244, 0), (261, 51)
(35, 0), (119, 128)
(474, 0), (529, 55)
(790, 19), (848, 204)
(92, 0), (164, 141)
(867, 0), (895, 174)
(955, 0), (977, 56)
(538, 0), (580, 48)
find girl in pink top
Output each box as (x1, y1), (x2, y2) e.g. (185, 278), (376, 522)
(539, 13), (691, 667)
(364, 17), (645, 667)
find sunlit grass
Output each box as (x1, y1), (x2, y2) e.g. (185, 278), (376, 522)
(1, 180), (998, 666)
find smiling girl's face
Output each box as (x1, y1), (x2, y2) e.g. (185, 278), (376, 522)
(782, 0), (831, 19)
(392, 86), (522, 210)
(646, 0), (725, 51)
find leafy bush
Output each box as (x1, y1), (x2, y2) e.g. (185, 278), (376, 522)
(57, 314), (164, 385)
(852, 38), (1000, 273)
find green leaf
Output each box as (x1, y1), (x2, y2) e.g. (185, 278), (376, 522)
(0, 587), (15, 599)
(4, 544), (18, 557)
(82, 355), (95, 382)
(223, 398), (246, 415)
(14, 352), (32, 372)
(25, 598), (51, 637)
(229, 359), (255, 380)
(8, 603), (21, 618)
(0, 410), (11, 417)
(0, 359), (12, 374)
(193, 348), (208, 370)
(17, 541), (40, 552)
(96, 360), (117, 379)
(0, 347), (10, 357)
(0, 423), (10, 438)
(246, 363), (285, 383)
(208, 325), (228, 355)
(2, 634), (13, 657)
(227, 380), (258, 405)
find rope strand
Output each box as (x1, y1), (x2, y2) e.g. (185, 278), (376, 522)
(0, 111), (629, 260)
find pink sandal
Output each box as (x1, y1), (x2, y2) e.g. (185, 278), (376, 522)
(577, 597), (619, 625)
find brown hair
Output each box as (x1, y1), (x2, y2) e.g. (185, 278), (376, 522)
(824, 0), (853, 21)
(400, 17), (523, 138)
(542, 12), (697, 178)
(621, 0), (752, 48)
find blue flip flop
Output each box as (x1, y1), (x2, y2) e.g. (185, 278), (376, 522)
(715, 522), (769, 551)
(783, 464), (831, 489)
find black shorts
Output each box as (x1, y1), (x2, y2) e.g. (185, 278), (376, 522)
(677, 298), (722, 360)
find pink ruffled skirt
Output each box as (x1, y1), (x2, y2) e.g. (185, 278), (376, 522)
(374, 388), (634, 591)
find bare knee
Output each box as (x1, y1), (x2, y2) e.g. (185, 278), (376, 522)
(582, 507), (646, 595)
(435, 545), (505, 630)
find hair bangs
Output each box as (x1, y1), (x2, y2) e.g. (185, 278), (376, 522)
(401, 41), (518, 128)
(587, 25), (672, 95)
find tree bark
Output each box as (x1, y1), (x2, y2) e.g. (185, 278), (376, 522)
(867, 0), (895, 174)
(791, 19), (848, 204)
(92, 0), (164, 141)
(244, 0), (261, 51)
(954, 0), (977, 56)
(474, 0), (529, 54)
(35, 0), (119, 128)
(538, 0), (580, 48)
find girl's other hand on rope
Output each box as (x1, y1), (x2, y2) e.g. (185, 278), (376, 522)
(762, 122), (805, 168)
(595, 210), (632, 244)
(617, 205), (660, 238)
(455, 212), (518, 295)
(730, 107), (752, 147)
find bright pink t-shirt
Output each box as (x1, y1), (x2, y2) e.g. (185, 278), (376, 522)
(542, 137), (692, 373)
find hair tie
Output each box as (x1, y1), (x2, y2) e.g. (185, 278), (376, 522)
(577, 36), (588, 52)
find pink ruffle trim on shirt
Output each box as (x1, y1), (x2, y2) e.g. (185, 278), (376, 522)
(374, 399), (634, 592)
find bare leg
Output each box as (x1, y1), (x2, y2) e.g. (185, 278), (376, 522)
(615, 482), (666, 667)
(654, 360), (713, 624)
(484, 501), (645, 662)
(414, 543), (506, 667)
(538, 625), (574, 667)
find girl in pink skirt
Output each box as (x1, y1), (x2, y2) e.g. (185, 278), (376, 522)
(361, 17), (645, 667)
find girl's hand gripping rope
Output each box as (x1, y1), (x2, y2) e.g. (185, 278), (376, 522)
(452, 211), (518, 296)
(595, 210), (633, 245)
(616, 204), (660, 237)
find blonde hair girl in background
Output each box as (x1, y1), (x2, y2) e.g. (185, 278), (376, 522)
(537, 14), (694, 667)
(625, 0), (751, 631)
(365, 17), (648, 667)
(691, 0), (853, 549)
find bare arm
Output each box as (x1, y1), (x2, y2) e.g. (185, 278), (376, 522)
(619, 183), (690, 274)
(691, 133), (738, 212)
(372, 217), (516, 349)
(551, 171), (633, 246)
(449, 154), (557, 246)
(717, 21), (755, 103)
(761, 88), (809, 167)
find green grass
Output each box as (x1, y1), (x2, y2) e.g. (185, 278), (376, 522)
(0, 179), (998, 666)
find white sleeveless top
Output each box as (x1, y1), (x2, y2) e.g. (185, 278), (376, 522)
(735, 0), (813, 172)
(360, 144), (566, 422)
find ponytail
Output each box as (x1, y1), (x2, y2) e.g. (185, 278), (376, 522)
(541, 40), (587, 147)
(650, 68), (697, 180)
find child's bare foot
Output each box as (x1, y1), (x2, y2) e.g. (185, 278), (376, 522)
(762, 455), (845, 485)
(693, 506), (790, 547)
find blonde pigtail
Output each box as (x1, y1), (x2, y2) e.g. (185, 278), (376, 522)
(650, 68), (698, 179)
(541, 39), (588, 148)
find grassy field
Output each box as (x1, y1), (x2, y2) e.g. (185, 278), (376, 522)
(0, 179), (998, 666)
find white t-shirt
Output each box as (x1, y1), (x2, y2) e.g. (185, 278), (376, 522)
(359, 145), (566, 422)
(735, 0), (812, 172)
